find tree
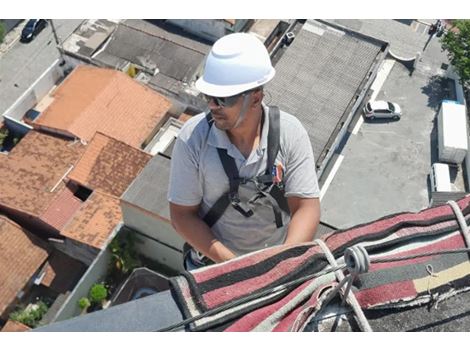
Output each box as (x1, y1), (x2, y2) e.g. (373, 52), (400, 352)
(441, 20), (470, 88)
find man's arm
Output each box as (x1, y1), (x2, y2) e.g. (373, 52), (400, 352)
(169, 202), (236, 263)
(284, 197), (320, 245)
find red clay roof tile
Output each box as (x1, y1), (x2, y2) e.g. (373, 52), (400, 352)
(0, 216), (49, 316)
(0, 131), (85, 217)
(33, 65), (172, 148)
(68, 132), (152, 197)
(61, 191), (122, 249)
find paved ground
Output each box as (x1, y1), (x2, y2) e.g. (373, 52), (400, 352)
(320, 19), (456, 229)
(0, 19), (84, 116)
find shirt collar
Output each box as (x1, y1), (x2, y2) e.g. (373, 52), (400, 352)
(206, 103), (270, 158)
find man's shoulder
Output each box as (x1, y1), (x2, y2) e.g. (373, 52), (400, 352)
(178, 112), (210, 143)
(275, 108), (308, 135)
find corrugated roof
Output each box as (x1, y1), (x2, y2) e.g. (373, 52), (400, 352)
(68, 132), (152, 197)
(0, 131), (85, 217)
(266, 20), (383, 166)
(121, 154), (171, 221)
(33, 65), (172, 148)
(61, 191), (122, 249)
(0, 216), (49, 316)
(97, 23), (206, 83)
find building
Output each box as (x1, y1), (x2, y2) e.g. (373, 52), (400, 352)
(62, 20), (212, 113)
(267, 19), (388, 180)
(120, 154), (181, 270)
(166, 19), (252, 42)
(32, 65), (172, 149)
(0, 216), (49, 323)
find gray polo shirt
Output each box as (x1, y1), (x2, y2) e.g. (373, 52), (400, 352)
(168, 104), (320, 256)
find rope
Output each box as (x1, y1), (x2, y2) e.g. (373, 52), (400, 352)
(314, 239), (372, 332)
(447, 200), (470, 250)
(159, 245), (470, 332)
(370, 248), (470, 263)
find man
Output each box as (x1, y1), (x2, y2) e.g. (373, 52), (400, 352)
(168, 33), (320, 269)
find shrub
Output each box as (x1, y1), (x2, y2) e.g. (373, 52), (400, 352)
(78, 297), (91, 310)
(89, 283), (108, 304)
(9, 301), (48, 328)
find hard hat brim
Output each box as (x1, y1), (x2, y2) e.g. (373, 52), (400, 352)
(195, 68), (275, 98)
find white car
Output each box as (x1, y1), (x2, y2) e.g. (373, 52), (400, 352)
(363, 100), (402, 120)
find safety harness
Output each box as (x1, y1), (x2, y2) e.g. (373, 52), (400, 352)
(202, 106), (290, 229)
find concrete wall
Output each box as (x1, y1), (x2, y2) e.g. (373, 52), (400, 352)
(121, 202), (184, 272)
(52, 239), (99, 266)
(448, 66), (470, 191)
(167, 20), (226, 42)
(3, 59), (64, 120)
(51, 224), (121, 322)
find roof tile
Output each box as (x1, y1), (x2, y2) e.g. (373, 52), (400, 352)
(0, 216), (49, 316)
(68, 132), (152, 197)
(61, 191), (122, 249)
(33, 65), (172, 148)
(0, 131), (85, 216)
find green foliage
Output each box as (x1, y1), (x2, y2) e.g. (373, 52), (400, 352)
(441, 20), (470, 86)
(109, 232), (141, 276)
(78, 297), (91, 310)
(89, 283), (108, 304)
(0, 21), (5, 44)
(9, 301), (48, 328)
(0, 127), (7, 146)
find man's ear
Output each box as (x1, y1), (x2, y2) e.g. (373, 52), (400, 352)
(251, 89), (264, 107)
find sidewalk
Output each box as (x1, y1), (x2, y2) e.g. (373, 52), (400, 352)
(0, 21), (25, 59)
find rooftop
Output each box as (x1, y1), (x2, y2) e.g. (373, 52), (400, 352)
(121, 154), (171, 221)
(0, 130), (85, 217)
(62, 20), (210, 112)
(68, 132), (152, 197)
(1, 320), (30, 332)
(32, 65), (172, 148)
(0, 216), (49, 316)
(266, 19), (385, 170)
(61, 190), (122, 249)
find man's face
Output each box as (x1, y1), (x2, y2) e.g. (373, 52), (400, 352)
(205, 92), (250, 131)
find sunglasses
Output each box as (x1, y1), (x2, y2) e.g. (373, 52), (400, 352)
(203, 89), (256, 108)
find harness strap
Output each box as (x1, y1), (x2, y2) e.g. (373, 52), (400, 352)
(202, 106), (289, 228)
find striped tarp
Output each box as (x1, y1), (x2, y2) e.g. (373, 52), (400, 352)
(170, 195), (470, 331)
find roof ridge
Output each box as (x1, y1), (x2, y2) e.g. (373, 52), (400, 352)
(92, 131), (152, 156)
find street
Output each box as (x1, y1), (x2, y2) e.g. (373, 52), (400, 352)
(320, 19), (456, 229)
(0, 19), (84, 116)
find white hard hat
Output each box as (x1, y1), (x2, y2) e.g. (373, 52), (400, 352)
(195, 33), (275, 97)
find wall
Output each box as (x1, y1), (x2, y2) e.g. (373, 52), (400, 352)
(121, 202), (184, 272)
(3, 59), (64, 121)
(167, 20), (226, 42)
(51, 224), (121, 322)
(52, 239), (99, 266)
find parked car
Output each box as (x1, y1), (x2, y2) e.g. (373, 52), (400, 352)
(20, 19), (48, 43)
(363, 100), (402, 120)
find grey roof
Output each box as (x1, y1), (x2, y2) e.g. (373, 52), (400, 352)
(95, 21), (208, 92)
(266, 19), (383, 167)
(121, 154), (171, 220)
